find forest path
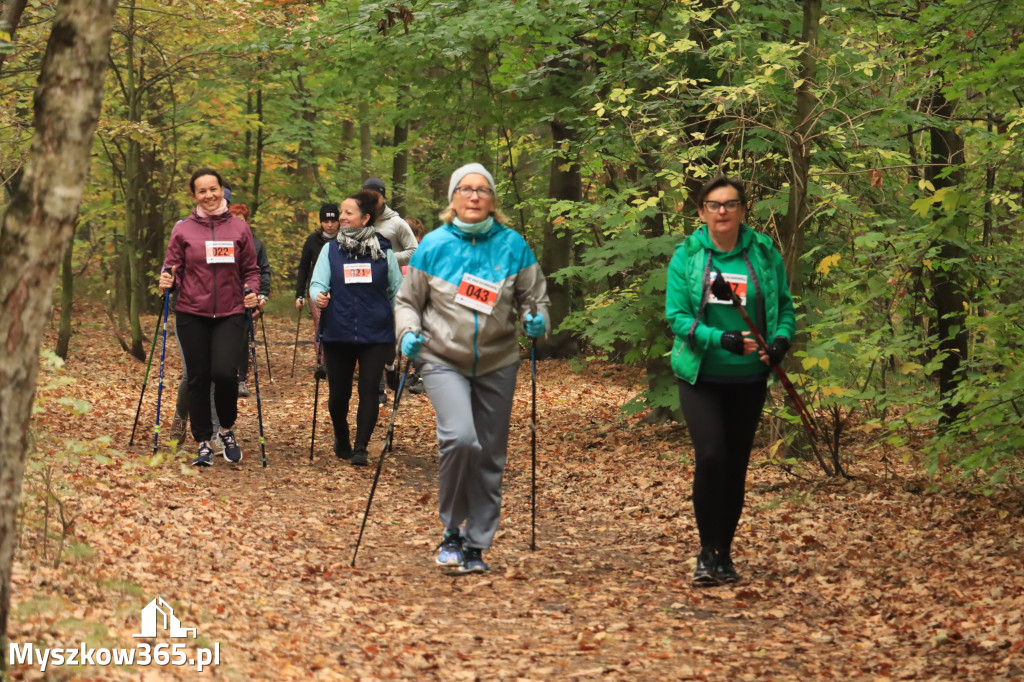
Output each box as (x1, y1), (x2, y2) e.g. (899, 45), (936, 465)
(8, 305), (1023, 680)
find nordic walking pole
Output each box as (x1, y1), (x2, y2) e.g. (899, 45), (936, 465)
(290, 304), (303, 377)
(128, 313), (162, 447)
(351, 358), (412, 567)
(309, 322), (325, 462)
(529, 303), (538, 551)
(152, 269), (172, 455)
(245, 288), (269, 467)
(712, 267), (816, 435)
(259, 310), (273, 382)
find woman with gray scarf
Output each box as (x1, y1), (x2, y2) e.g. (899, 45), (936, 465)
(309, 191), (403, 466)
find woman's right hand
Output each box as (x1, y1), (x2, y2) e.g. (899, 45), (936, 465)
(296, 297), (304, 309)
(316, 292), (330, 309)
(158, 267), (175, 292)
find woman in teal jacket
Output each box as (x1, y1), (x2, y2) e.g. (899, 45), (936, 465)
(395, 163), (549, 574)
(665, 176), (796, 586)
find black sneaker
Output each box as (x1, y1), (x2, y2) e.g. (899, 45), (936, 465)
(378, 389), (388, 406)
(714, 553), (741, 583)
(220, 430), (243, 463)
(458, 547), (490, 574)
(350, 448), (368, 466)
(192, 442), (213, 467)
(408, 375), (426, 395)
(335, 432), (352, 460)
(385, 364), (399, 392)
(435, 530), (463, 566)
(693, 548), (720, 586)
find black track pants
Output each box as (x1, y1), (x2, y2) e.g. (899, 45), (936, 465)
(678, 377), (768, 556)
(322, 342), (394, 450)
(175, 312), (246, 442)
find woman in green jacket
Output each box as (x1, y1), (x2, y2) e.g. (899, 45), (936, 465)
(665, 176), (796, 586)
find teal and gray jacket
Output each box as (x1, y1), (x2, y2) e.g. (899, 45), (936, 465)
(395, 221), (549, 376)
(666, 223), (796, 384)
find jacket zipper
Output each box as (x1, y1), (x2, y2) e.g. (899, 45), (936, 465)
(210, 217), (217, 318)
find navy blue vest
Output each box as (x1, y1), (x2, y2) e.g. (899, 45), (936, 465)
(321, 235), (396, 345)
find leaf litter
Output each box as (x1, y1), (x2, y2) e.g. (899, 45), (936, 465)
(8, 303), (1023, 680)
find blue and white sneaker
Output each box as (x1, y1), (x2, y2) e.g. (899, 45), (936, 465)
(220, 430), (243, 463)
(458, 547), (490, 574)
(435, 530), (463, 566)
(192, 442), (213, 467)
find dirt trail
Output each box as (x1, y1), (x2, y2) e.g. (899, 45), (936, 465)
(8, 307), (1023, 680)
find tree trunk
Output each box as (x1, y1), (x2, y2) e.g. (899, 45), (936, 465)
(780, 0), (821, 295)
(359, 99), (372, 178)
(391, 86), (409, 215)
(251, 86), (264, 218)
(291, 74), (317, 234)
(0, 0), (29, 76)
(122, 0), (145, 359)
(925, 86), (968, 425)
(537, 119), (580, 359)
(55, 235), (74, 359)
(0, 0), (117, 652)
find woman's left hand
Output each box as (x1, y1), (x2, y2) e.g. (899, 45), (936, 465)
(244, 291), (258, 309)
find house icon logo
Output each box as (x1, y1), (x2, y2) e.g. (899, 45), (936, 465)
(132, 596), (197, 639)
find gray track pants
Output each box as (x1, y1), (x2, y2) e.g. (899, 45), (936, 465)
(420, 360), (518, 550)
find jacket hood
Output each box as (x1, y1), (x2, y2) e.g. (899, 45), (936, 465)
(379, 206), (399, 222)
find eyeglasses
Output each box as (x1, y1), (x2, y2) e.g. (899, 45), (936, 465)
(454, 186), (495, 199)
(702, 200), (742, 212)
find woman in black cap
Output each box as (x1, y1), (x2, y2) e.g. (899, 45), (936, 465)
(294, 203), (340, 361)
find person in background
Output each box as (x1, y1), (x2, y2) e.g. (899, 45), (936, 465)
(309, 191), (403, 467)
(361, 177), (419, 267)
(295, 203), (340, 362)
(362, 179), (419, 406)
(398, 216), (427, 394)
(159, 168), (260, 466)
(665, 175), (796, 585)
(228, 199), (271, 397)
(395, 163), (549, 573)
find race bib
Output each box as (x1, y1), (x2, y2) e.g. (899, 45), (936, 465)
(710, 271), (748, 306)
(344, 263), (372, 284)
(455, 273), (500, 315)
(205, 241), (235, 264)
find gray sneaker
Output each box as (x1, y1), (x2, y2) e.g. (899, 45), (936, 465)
(169, 414), (188, 443)
(238, 381), (251, 398)
(210, 432), (226, 455)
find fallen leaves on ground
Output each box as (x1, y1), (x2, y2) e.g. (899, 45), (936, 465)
(7, 302), (1023, 680)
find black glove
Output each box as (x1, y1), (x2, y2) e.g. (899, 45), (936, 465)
(720, 330), (745, 355)
(314, 365), (327, 380)
(710, 269), (734, 302)
(766, 336), (790, 366)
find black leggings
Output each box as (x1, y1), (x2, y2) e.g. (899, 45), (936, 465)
(678, 377), (767, 556)
(175, 312), (246, 442)
(322, 342), (394, 450)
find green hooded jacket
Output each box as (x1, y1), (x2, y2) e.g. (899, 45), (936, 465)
(665, 224), (796, 384)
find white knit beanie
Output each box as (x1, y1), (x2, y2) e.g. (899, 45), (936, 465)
(448, 163), (496, 200)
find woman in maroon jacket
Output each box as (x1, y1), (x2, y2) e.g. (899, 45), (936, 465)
(158, 168), (260, 466)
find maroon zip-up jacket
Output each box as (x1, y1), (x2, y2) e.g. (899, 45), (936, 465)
(162, 209), (260, 318)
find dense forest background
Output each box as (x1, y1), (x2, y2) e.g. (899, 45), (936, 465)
(3, 0), (1023, 488)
